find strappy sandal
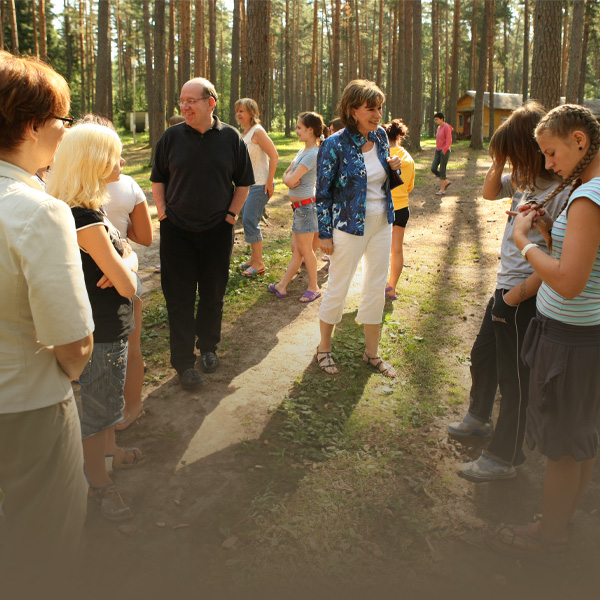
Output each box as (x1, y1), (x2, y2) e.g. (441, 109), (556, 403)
(316, 346), (338, 375)
(485, 522), (567, 565)
(363, 352), (397, 378)
(106, 447), (144, 470)
(90, 485), (133, 522)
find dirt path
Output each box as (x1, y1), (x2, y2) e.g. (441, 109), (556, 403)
(78, 147), (600, 600)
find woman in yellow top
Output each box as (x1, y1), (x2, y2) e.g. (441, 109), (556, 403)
(383, 119), (415, 299)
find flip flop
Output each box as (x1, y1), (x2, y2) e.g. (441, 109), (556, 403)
(268, 283), (287, 298)
(240, 261), (251, 269)
(299, 289), (322, 303)
(154, 265), (161, 273)
(385, 286), (398, 300)
(242, 266), (265, 277)
(444, 182), (452, 191)
(435, 190), (445, 196)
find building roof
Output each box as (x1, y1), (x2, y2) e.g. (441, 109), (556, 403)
(459, 91), (600, 117)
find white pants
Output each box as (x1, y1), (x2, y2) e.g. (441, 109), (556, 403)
(319, 211), (392, 325)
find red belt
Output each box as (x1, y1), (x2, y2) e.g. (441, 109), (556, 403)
(291, 197), (316, 210)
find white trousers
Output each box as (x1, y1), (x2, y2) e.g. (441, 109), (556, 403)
(319, 211), (392, 325)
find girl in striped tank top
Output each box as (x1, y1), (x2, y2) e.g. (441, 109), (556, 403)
(487, 104), (600, 564)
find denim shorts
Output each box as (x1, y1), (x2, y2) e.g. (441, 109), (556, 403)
(241, 184), (270, 243)
(79, 338), (128, 439)
(292, 203), (318, 234)
(135, 272), (143, 297)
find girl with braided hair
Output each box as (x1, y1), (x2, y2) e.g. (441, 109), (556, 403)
(487, 104), (600, 563)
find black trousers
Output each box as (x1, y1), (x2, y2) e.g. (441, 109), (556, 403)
(468, 288), (537, 465)
(160, 218), (234, 373)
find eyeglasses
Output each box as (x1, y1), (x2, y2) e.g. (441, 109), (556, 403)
(178, 97), (211, 106)
(54, 115), (74, 127)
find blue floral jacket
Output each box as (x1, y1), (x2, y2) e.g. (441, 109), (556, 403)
(316, 126), (401, 239)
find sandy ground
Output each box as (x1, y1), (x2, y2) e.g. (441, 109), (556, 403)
(69, 148), (600, 600)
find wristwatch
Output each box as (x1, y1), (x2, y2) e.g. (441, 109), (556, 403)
(227, 210), (237, 219)
(520, 242), (539, 260)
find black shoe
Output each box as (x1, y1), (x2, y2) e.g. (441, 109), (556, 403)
(179, 368), (201, 390)
(201, 351), (219, 373)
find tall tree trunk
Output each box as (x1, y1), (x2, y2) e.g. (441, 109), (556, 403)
(469, 0), (478, 90)
(0, 0), (5, 51)
(522, 0), (529, 100)
(447, 0), (461, 133)
(94, 0), (112, 119)
(391, 2), (399, 117)
(32, 0), (39, 58)
(578, 0), (591, 104)
(79, 0), (86, 114)
(565, 0), (585, 103)
(284, 0), (292, 135)
(488, 0), (495, 140)
(431, 0), (439, 135)
(240, 0), (247, 96)
(331, 0), (341, 113)
(408, 0), (422, 152)
(510, 13), (520, 93)
(503, 11), (508, 91)
(142, 0), (153, 119)
(87, 1), (95, 108)
(470, 0), (491, 149)
(376, 0), (383, 86)
(531, 0), (562, 110)
(246, 0), (270, 121)
(38, 0), (46, 60)
(64, 0), (73, 84)
(116, 0), (123, 111)
(180, 0), (191, 85)
(402, 0), (412, 125)
(7, 0), (18, 55)
(149, 0), (166, 162)
(560, 2), (569, 97)
(208, 0), (216, 84)
(167, 0), (176, 118)
(354, 0), (361, 78)
(310, 0), (318, 110)
(194, 0), (205, 77)
(229, 0), (241, 123)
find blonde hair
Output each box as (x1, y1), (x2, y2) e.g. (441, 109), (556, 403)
(535, 104), (600, 211)
(47, 123), (122, 210)
(338, 79), (385, 131)
(234, 98), (260, 126)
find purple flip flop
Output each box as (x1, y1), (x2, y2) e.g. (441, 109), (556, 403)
(299, 289), (322, 303)
(268, 283), (287, 299)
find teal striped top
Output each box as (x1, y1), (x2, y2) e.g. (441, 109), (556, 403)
(537, 177), (600, 325)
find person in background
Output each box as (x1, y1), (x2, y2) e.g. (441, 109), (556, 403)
(383, 119), (415, 300)
(0, 51), (93, 591)
(48, 123), (140, 521)
(431, 111), (453, 195)
(448, 101), (567, 483)
(315, 79), (402, 377)
(487, 103), (600, 563)
(268, 112), (324, 303)
(151, 78), (254, 390)
(235, 97), (279, 277)
(329, 117), (344, 136)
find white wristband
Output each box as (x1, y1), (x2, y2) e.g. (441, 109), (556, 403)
(520, 242), (539, 260)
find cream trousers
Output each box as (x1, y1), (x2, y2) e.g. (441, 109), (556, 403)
(319, 211), (392, 325)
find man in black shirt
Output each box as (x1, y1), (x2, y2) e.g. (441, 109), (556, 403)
(151, 78), (254, 389)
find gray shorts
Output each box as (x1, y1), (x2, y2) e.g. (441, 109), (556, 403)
(79, 338), (128, 438)
(292, 203), (318, 234)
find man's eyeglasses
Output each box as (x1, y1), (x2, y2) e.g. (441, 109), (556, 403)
(54, 116), (74, 128)
(178, 97), (211, 106)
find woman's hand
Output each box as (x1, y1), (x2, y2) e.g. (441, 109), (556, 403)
(265, 180), (274, 198)
(319, 238), (333, 255)
(96, 274), (114, 289)
(512, 208), (537, 248)
(387, 155), (401, 171)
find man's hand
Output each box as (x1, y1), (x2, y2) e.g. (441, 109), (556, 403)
(319, 238), (333, 255)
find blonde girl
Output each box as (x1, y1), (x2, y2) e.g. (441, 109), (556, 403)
(268, 111), (324, 303)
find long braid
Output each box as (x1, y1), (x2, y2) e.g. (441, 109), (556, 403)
(535, 104), (600, 213)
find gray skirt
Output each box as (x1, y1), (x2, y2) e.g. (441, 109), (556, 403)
(522, 313), (600, 461)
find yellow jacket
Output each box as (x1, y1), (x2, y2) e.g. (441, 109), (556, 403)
(390, 145), (414, 210)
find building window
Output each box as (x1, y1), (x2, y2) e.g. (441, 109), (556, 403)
(459, 115), (464, 127)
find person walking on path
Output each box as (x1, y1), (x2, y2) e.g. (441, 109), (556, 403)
(151, 78), (254, 390)
(315, 79), (402, 377)
(0, 51), (94, 592)
(235, 97), (278, 277)
(448, 102), (568, 482)
(431, 112), (453, 195)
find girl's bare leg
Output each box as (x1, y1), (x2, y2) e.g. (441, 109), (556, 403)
(296, 232), (319, 293)
(83, 430), (112, 489)
(274, 233), (303, 295)
(249, 240), (265, 271)
(387, 226), (405, 293)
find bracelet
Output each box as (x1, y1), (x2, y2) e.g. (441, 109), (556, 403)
(227, 210), (237, 219)
(520, 242), (539, 260)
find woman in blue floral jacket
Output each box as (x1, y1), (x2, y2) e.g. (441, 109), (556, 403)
(315, 79), (402, 377)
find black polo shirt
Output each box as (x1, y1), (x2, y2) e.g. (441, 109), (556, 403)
(150, 116), (255, 232)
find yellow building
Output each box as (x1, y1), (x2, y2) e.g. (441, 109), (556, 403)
(456, 92), (600, 139)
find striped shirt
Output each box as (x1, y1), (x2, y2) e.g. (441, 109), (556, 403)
(537, 177), (600, 325)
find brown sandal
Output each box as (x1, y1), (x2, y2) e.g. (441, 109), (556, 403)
(90, 485), (133, 522)
(316, 347), (338, 375)
(106, 447), (144, 469)
(363, 352), (397, 378)
(485, 522), (567, 565)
